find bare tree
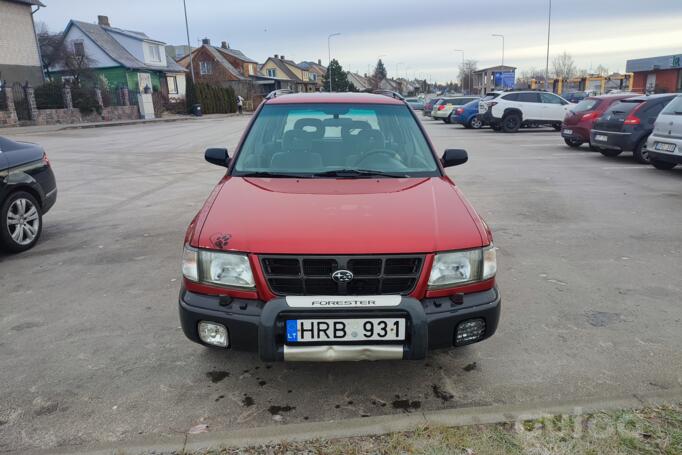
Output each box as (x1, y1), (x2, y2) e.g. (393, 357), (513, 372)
(516, 67), (546, 87)
(552, 51), (577, 80)
(594, 64), (609, 76)
(38, 32), (96, 85)
(457, 59), (477, 94)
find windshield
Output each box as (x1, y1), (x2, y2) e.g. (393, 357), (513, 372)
(661, 95), (682, 115)
(573, 98), (601, 112)
(233, 103), (439, 177)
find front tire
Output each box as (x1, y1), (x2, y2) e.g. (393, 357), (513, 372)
(502, 114), (521, 133)
(650, 159), (677, 170)
(633, 137), (651, 164)
(564, 137), (583, 148)
(469, 116), (483, 129)
(0, 191), (43, 253)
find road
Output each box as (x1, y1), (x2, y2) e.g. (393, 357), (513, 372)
(1, 115), (681, 453)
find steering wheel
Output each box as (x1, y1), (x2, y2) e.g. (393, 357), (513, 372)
(354, 149), (399, 167)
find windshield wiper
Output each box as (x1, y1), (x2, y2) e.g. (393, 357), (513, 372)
(311, 169), (406, 178)
(237, 171), (312, 178)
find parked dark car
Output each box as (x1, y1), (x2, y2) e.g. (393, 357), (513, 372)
(562, 91), (589, 104)
(449, 98), (483, 128)
(590, 94), (678, 163)
(561, 93), (639, 148)
(0, 137), (57, 252)
(422, 97), (442, 117)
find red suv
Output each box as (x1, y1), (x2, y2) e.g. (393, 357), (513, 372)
(561, 93), (639, 148)
(179, 92), (500, 362)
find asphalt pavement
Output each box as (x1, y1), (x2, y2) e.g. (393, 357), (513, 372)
(1, 115), (681, 454)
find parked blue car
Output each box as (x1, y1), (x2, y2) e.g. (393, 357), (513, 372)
(448, 98), (483, 129)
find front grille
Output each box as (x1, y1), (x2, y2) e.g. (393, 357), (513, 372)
(260, 255), (424, 296)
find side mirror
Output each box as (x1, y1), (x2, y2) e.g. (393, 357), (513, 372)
(441, 149), (468, 168)
(205, 148), (230, 167)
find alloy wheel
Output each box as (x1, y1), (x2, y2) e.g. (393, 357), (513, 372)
(7, 198), (40, 245)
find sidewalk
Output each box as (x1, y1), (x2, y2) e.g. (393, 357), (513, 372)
(0, 113), (248, 136)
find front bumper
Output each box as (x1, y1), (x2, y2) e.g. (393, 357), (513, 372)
(179, 286), (501, 362)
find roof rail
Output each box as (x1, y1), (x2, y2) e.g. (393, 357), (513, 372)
(372, 90), (406, 101)
(265, 89), (294, 99)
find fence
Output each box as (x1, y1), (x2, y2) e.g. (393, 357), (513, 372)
(34, 81), (65, 109)
(100, 85), (124, 107)
(0, 85), (7, 111)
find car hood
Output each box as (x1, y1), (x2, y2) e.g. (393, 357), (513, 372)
(195, 176), (486, 254)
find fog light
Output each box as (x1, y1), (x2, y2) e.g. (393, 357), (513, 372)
(455, 318), (486, 346)
(198, 321), (228, 347)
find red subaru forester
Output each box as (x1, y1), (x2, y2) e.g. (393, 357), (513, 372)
(179, 92), (500, 362)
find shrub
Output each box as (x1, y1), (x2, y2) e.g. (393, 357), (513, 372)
(34, 81), (65, 109)
(72, 87), (102, 116)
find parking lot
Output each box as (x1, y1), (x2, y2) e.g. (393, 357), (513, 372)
(1, 116), (681, 453)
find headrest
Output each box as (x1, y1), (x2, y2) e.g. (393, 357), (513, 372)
(293, 118), (324, 138)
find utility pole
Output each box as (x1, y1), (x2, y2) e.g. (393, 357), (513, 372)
(183, 0), (195, 82)
(327, 32), (341, 92)
(454, 49), (465, 94)
(492, 34), (505, 67)
(545, 0), (552, 91)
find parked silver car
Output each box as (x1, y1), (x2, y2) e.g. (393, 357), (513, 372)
(647, 94), (682, 170)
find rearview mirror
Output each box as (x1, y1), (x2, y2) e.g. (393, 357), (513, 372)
(205, 148), (230, 167)
(441, 149), (468, 168)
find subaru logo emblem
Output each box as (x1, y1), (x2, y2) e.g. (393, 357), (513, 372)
(331, 269), (353, 283)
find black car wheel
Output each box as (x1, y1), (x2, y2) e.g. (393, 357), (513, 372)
(502, 114), (521, 133)
(469, 116), (483, 129)
(1, 191), (43, 253)
(633, 137), (651, 164)
(650, 159), (677, 170)
(564, 138), (583, 148)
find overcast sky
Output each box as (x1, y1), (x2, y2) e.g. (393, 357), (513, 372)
(35, 0), (682, 82)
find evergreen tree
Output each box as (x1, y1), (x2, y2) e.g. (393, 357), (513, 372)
(322, 59), (353, 92)
(373, 59), (387, 81)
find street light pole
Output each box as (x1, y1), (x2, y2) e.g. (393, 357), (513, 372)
(327, 32), (341, 92)
(454, 49), (465, 94)
(545, 0), (552, 91)
(183, 0), (195, 82)
(492, 34), (505, 67)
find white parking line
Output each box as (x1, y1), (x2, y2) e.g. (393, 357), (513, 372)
(601, 166), (653, 170)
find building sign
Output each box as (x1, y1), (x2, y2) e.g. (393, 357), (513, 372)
(137, 72), (152, 92)
(672, 55), (681, 68)
(494, 71), (516, 89)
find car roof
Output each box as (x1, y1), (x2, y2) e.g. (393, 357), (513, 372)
(588, 93), (641, 101)
(266, 92), (404, 105)
(625, 93), (678, 102)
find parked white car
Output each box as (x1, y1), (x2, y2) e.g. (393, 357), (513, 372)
(432, 96), (480, 123)
(646, 94), (682, 170)
(479, 90), (571, 133)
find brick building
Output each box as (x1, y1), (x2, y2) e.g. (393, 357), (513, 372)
(626, 53), (682, 94)
(177, 39), (257, 86)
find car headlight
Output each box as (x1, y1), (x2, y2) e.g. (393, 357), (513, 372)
(428, 245), (496, 289)
(182, 245), (255, 289)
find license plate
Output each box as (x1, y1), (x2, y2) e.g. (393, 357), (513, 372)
(594, 134), (608, 142)
(654, 142), (676, 152)
(286, 318), (405, 343)
(563, 129), (573, 135)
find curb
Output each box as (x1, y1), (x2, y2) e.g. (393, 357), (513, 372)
(38, 387), (682, 455)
